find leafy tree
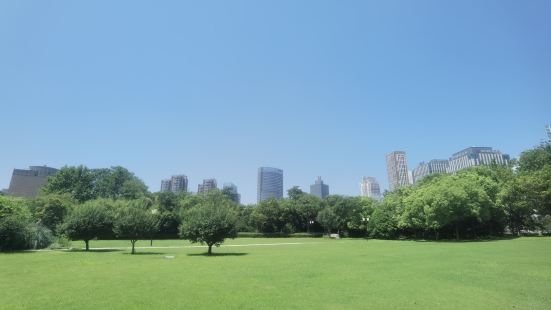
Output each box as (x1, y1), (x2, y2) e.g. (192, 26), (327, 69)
(61, 202), (114, 251)
(316, 207), (338, 234)
(43, 166), (96, 202)
(113, 207), (158, 254)
(156, 191), (179, 212)
(518, 143), (551, 173)
(27, 195), (73, 232)
(180, 192), (238, 255)
(287, 186), (305, 200)
(294, 194), (322, 232)
(44, 166), (148, 202)
(0, 215), (30, 251)
(369, 201), (400, 239)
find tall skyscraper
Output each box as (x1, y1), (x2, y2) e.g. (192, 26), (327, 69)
(170, 175), (188, 193)
(413, 159), (449, 183)
(257, 167), (283, 202)
(447, 147), (509, 173)
(386, 151), (410, 191)
(546, 124), (551, 141)
(5, 166), (58, 198)
(310, 176), (329, 199)
(160, 179), (172, 192)
(360, 177), (381, 200)
(198, 178), (217, 193)
(222, 183), (241, 204)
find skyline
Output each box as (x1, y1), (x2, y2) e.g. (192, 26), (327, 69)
(1, 1), (550, 204)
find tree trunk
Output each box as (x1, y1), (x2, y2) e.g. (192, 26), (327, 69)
(85, 240), (89, 251)
(131, 240), (136, 254)
(436, 231), (439, 241)
(208, 244), (212, 255)
(150, 239), (153, 247)
(455, 224), (460, 241)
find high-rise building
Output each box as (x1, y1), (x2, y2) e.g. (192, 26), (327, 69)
(222, 183), (241, 204)
(5, 166), (58, 198)
(257, 167), (283, 202)
(447, 147), (509, 173)
(160, 179), (172, 192)
(360, 177), (381, 200)
(170, 175), (188, 193)
(198, 178), (217, 193)
(413, 159), (449, 183)
(386, 151), (410, 191)
(310, 176), (329, 199)
(160, 175), (188, 193)
(546, 124), (551, 141)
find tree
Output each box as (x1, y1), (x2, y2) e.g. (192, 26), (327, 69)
(517, 143), (551, 173)
(113, 207), (158, 254)
(61, 202), (114, 251)
(94, 166), (148, 200)
(44, 166), (149, 202)
(27, 195), (73, 232)
(287, 186), (305, 200)
(180, 192), (238, 255)
(316, 207), (338, 234)
(43, 166), (97, 202)
(0, 196), (32, 251)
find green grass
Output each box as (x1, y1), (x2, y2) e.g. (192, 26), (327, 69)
(1, 237), (550, 309)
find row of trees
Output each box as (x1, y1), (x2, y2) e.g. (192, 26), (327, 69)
(2, 143), (550, 252)
(369, 143), (551, 239)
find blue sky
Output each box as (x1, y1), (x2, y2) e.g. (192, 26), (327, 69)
(1, 0), (550, 204)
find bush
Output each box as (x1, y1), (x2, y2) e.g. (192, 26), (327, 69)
(25, 223), (54, 249)
(0, 215), (30, 251)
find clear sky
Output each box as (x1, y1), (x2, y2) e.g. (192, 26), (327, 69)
(1, 0), (550, 204)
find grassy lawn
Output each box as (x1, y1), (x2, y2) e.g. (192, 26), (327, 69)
(1, 237), (550, 309)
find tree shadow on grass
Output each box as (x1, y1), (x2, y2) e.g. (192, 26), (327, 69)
(187, 252), (248, 257)
(122, 252), (167, 255)
(68, 248), (125, 253)
(407, 236), (521, 243)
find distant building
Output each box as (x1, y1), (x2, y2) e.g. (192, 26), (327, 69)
(160, 175), (188, 193)
(198, 178), (217, 193)
(447, 147), (509, 173)
(386, 151), (410, 191)
(413, 159), (449, 183)
(360, 177), (381, 200)
(257, 167), (283, 202)
(546, 124), (551, 141)
(170, 175), (188, 193)
(160, 179), (172, 192)
(222, 183), (241, 204)
(5, 166), (58, 198)
(310, 176), (329, 199)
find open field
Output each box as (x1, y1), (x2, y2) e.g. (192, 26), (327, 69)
(1, 237), (550, 309)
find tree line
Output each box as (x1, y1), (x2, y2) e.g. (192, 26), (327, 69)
(1, 143), (550, 253)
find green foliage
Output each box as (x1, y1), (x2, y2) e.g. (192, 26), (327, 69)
(44, 165), (148, 202)
(27, 195), (74, 232)
(316, 207), (338, 234)
(43, 165), (96, 202)
(518, 143), (551, 173)
(0, 196), (34, 251)
(94, 166), (148, 200)
(113, 206), (158, 254)
(179, 191), (238, 255)
(0, 215), (30, 251)
(25, 222), (55, 249)
(61, 201), (114, 250)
